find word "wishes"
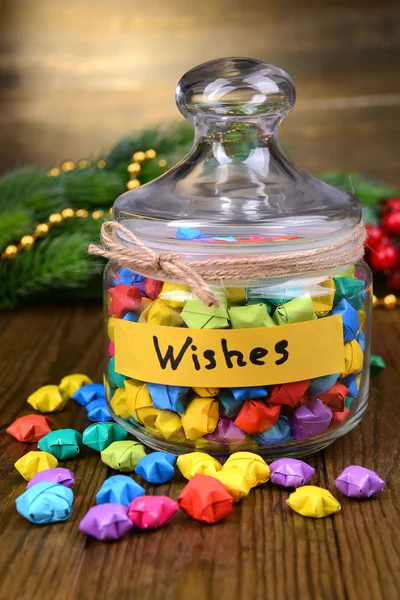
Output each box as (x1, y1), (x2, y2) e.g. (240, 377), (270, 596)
(153, 335), (289, 371)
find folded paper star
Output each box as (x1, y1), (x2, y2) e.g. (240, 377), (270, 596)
(26, 467), (75, 489)
(204, 418), (246, 444)
(59, 374), (93, 398)
(82, 422), (128, 452)
(159, 282), (191, 308)
(331, 298), (360, 343)
(219, 390), (245, 419)
(122, 311), (139, 323)
(340, 340), (364, 377)
(192, 387), (220, 397)
(128, 496), (179, 529)
(135, 451), (176, 484)
(144, 277), (163, 300)
(86, 399), (112, 422)
(27, 385), (68, 413)
(108, 357), (127, 389)
(110, 387), (130, 420)
(333, 277), (364, 310)
(100, 440), (146, 471)
(16, 482), (73, 524)
(139, 299), (183, 327)
(370, 354), (386, 377)
(108, 284), (142, 318)
(290, 399), (332, 440)
(223, 452), (270, 488)
(181, 397), (219, 440)
(335, 466), (385, 498)
(107, 317), (117, 342)
(225, 287), (246, 306)
(96, 474), (145, 506)
(147, 383), (189, 413)
(177, 474), (234, 524)
(7, 414), (52, 443)
(339, 374), (359, 397)
(308, 373), (340, 398)
(113, 268), (145, 292)
(177, 452), (222, 480)
(330, 407), (350, 427)
(345, 396), (354, 409)
(253, 416), (292, 445)
(176, 226), (206, 240)
(38, 428), (82, 460)
(72, 383), (105, 406)
(219, 386), (268, 419)
(287, 485), (341, 518)
(270, 458), (315, 488)
(211, 469), (252, 502)
(318, 382), (349, 411)
(125, 379), (160, 430)
(228, 304), (275, 328)
(273, 294), (317, 325)
(79, 503), (133, 540)
(181, 298), (229, 329)
(269, 380), (310, 407)
(234, 400), (281, 434)
(15, 451), (58, 481)
(154, 410), (185, 442)
(311, 278), (336, 316)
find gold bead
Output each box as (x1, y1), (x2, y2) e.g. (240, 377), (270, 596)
(96, 159), (106, 169)
(3, 245), (18, 259)
(49, 213), (63, 224)
(47, 167), (60, 177)
(133, 151), (146, 162)
(20, 235), (35, 249)
(76, 209), (89, 218)
(92, 210), (104, 220)
(78, 159), (90, 168)
(61, 160), (75, 172)
(127, 162), (141, 173)
(372, 294), (378, 309)
(35, 223), (49, 237)
(158, 159), (167, 168)
(127, 179), (140, 190)
(383, 294), (397, 309)
(145, 149), (156, 159)
(61, 208), (75, 218)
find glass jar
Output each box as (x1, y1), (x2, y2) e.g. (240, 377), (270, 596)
(103, 58), (371, 459)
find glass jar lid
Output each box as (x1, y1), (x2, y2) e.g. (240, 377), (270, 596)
(113, 58), (361, 256)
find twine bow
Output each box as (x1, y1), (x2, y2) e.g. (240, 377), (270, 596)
(89, 220), (366, 308)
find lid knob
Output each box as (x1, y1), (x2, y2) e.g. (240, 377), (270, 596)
(176, 57), (295, 121)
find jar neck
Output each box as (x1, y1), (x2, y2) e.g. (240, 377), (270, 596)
(191, 117), (291, 169)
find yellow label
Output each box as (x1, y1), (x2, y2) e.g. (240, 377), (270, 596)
(114, 315), (344, 387)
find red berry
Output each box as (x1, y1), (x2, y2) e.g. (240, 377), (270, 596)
(365, 224), (384, 250)
(384, 198), (400, 212)
(383, 211), (400, 235)
(369, 244), (399, 272)
(388, 269), (400, 291)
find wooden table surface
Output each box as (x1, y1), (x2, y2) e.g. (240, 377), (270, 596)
(0, 305), (399, 600)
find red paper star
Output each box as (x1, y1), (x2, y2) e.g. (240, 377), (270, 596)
(234, 400), (281, 434)
(108, 284), (142, 318)
(6, 414), (53, 443)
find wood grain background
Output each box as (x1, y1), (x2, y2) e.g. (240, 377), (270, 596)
(1, 0), (400, 183)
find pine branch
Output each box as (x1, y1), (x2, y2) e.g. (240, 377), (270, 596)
(0, 217), (105, 309)
(319, 171), (397, 206)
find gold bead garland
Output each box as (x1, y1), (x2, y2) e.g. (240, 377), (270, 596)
(2, 147), (168, 262)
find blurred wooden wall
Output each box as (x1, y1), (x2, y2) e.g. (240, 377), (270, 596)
(0, 0), (400, 182)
